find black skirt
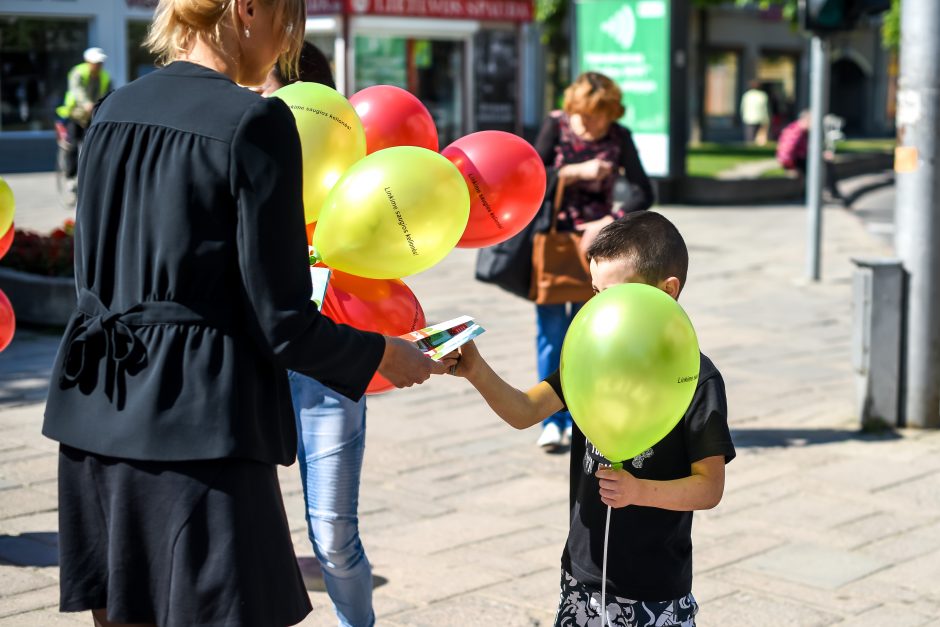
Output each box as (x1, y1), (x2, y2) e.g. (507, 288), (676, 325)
(58, 444), (312, 626)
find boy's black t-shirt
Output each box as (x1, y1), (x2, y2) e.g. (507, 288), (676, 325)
(544, 353), (735, 601)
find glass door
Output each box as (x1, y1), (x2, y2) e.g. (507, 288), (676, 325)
(354, 34), (466, 146)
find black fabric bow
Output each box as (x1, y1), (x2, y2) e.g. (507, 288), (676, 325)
(61, 290), (147, 388)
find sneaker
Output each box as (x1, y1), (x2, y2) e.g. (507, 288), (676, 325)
(537, 423), (563, 450)
(562, 425), (573, 447)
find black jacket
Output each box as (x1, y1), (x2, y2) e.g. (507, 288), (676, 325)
(43, 61), (385, 464)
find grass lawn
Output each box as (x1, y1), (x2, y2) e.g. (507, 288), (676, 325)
(836, 137), (896, 153)
(686, 142), (778, 178)
(686, 138), (894, 178)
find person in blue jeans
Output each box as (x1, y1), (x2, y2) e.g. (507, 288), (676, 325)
(262, 44), (377, 627)
(532, 72), (654, 450)
(288, 373), (374, 627)
(535, 303), (582, 449)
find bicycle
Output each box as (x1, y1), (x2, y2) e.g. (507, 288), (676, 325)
(54, 119), (80, 211)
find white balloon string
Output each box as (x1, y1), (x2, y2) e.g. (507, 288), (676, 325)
(600, 504), (611, 627)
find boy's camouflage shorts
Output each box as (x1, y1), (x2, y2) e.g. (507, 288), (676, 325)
(554, 570), (698, 627)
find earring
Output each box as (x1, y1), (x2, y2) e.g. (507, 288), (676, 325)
(244, 27), (251, 39)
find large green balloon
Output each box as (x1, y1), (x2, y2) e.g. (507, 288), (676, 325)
(314, 146), (470, 279)
(560, 283), (700, 463)
(273, 82), (366, 225)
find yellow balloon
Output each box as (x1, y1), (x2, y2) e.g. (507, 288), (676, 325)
(314, 146), (470, 279)
(273, 83), (366, 224)
(0, 177), (14, 237)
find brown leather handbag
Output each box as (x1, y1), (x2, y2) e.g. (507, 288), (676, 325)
(529, 177), (595, 305)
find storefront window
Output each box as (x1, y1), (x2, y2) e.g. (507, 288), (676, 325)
(127, 21), (158, 82)
(704, 50), (740, 131)
(474, 29), (518, 133)
(0, 16), (89, 132)
(354, 35), (465, 145)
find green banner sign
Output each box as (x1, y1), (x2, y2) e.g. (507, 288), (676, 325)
(575, 0), (671, 176)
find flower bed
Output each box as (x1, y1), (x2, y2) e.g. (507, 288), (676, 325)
(0, 220), (74, 277)
(0, 220), (75, 327)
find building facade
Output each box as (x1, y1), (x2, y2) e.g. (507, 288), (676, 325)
(0, 0), (538, 171)
(688, 5), (896, 143)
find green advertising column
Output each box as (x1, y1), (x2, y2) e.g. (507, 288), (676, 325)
(574, 0), (673, 178)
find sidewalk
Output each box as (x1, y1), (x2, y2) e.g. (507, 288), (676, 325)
(1, 174), (939, 625)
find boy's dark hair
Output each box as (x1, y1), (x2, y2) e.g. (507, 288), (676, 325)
(273, 41), (335, 88)
(586, 211), (689, 291)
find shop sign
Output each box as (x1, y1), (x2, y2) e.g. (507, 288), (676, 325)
(575, 0), (671, 176)
(308, 0), (533, 21)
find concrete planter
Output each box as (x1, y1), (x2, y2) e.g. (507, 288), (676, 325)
(0, 267), (75, 327)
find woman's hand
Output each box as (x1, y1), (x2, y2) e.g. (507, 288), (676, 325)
(576, 215), (615, 255)
(559, 159), (614, 184)
(377, 337), (450, 388)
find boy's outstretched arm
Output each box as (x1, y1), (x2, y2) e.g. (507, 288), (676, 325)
(452, 341), (563, 430)
(596, 456), (726, 511)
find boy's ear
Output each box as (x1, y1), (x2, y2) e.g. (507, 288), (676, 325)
(659, 277), (681, 300)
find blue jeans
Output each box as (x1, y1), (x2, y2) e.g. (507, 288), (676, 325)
(536, 302), (583, 430)
(288, 372), (374, 627)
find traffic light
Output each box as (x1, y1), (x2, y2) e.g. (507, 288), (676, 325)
(800, 0), (891, 33)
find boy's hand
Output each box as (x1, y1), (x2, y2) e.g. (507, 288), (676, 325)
(597, 466), (644, 509)
(447, 340), (483, 380)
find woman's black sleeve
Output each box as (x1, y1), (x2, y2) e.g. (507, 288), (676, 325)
(230, 97), (386, 400)
(618, 128), (656, 213)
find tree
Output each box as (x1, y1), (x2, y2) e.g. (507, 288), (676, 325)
(534, 0), (570, 113)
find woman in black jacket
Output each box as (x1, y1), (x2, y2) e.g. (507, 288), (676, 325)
(42, 0), (448, 625)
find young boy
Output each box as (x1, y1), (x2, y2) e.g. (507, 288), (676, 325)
(452, 211), (735, 626)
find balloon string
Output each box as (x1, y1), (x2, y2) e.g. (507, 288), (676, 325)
(601, 504), (611, 627)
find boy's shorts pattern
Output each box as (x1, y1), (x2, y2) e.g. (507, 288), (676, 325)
(554, 571), (698, 627)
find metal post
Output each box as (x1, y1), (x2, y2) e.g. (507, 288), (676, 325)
(896, 0), (940, 428)
(806, 35), (829, 282)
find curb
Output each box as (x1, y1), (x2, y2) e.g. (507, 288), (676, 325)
(0, 267), (74, 327)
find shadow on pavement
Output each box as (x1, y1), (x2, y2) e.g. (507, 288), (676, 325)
(0, 532), (58, 567)
(732, 427), (901, 449)
(297, 556), (388, 592)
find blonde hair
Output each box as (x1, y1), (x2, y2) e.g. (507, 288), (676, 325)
(563, 72), (625, 121)
(145, 0), (304, 78)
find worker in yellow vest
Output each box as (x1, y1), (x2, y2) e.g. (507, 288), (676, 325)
(57, 47), (111, 179)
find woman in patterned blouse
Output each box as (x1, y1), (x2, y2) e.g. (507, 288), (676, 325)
(531, 71), (654, 451)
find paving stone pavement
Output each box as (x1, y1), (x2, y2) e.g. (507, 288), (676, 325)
(1, 173), (939, 625)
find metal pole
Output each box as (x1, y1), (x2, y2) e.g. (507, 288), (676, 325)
(806, 35), (829, 282)
(896, 0), (940, 428)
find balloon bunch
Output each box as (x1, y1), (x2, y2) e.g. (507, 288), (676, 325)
(274, 84), (546, 393)
(0, 177), (16, 352)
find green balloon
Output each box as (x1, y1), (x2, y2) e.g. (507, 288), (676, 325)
(560, 283), (700, 463)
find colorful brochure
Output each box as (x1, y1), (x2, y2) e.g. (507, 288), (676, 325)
(309, 266), (331, 312)
(400, 315), (485, 361)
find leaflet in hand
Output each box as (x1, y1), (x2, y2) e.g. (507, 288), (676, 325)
(401, 315), (485, 361)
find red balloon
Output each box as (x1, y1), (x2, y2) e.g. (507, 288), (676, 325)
(0, 223), (13, 260)
(349, 86), (439, 154)
(442, 131), (547, 249)
(0, 289), (14, 352)
(305, 221), (316, 246)
(320, 269), (426, 395)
